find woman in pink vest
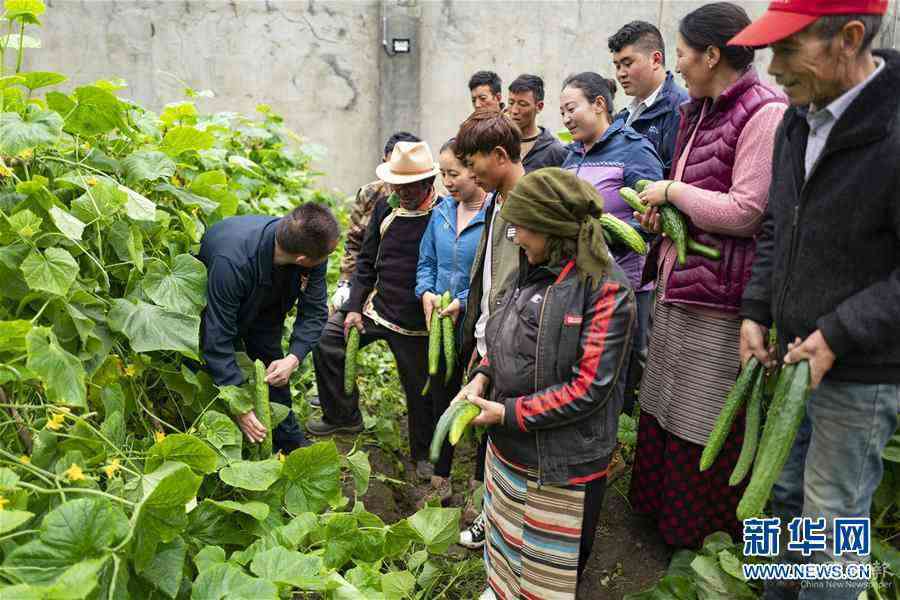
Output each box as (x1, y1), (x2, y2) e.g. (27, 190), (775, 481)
(628, 1), (787, 548)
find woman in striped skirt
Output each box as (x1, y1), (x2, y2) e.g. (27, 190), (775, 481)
(457, 168), (635, 599)
(627, 2), (787, 548)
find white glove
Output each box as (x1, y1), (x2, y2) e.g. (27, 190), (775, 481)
(330, 281), (351, 311)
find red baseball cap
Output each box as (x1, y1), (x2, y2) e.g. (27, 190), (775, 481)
(729, 0), (888, 47)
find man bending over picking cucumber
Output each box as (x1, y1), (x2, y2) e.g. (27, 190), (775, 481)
(308, 142), (442, 485)
(198, 203), (339, 453)
(734, 2), (900, 598)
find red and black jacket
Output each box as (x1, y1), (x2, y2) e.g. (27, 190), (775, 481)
(474, 255), (636, 486)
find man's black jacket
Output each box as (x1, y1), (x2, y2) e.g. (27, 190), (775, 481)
(522, 127), (569, 173)
(741, 49), (900, 383)
(198, 215), (328, 386)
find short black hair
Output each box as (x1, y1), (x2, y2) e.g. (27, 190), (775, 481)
(562, 72), (618, 118)
(811, 14), (883, 53)
(608, 21), (666, 64)
(508, 74), (545, 102)
(276, 202), (340, 258)
(455, 109), (522, 163)
(468, 70), (502, 95)
(680, 2), (755, 72)
(384, 131), (420, 157)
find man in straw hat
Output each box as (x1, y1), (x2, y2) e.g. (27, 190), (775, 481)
(733, 2), (900, 598)
(308, 141), (443, 481)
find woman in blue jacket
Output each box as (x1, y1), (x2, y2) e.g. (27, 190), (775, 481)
(561, 72), (664, 468)
(415, 138), (487, 505)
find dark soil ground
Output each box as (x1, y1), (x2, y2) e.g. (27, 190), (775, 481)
(326, 427), (672, 600)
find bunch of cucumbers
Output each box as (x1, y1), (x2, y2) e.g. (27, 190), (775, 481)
(618, 180), (721, 265)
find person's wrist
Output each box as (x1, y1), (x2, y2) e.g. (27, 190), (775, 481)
(664, 180), (675, 203)
(287, 354), (300, 367)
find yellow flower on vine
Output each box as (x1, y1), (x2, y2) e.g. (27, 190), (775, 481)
(17, 149), (33, 160)
(123, 364), (137, 378)
(276, 451), (285, 463)
(46, 412), (66, 431)
(19, 455), (30, 465)
(0, 164), (12, 178)
(64, 464), (85, 482)
(0, 496), (9, 510)
(153, 431), (166, 443)
(85, 176), (98, 187)
(103, 458), (121, 478)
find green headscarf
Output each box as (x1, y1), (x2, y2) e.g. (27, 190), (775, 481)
(500, 167), (611, 285)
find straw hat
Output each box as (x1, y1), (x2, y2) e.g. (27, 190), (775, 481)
(375, 141), (441, 185)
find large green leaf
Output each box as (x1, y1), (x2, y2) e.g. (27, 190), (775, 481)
(193, 546), (226, 574)
(48, 206), (86, 241)
(107, 220), (143, 272)
(190, 170), (238, 218)
(120, 184), (157, 222)
(2, 498), (126, 584)
(0, 510), (33, 534)
(5, 208), (43, 241)
(20, 247), (78, 296)
(61, 85), (127, 137)
(156, 182), (220, 214)
(18, 71), (66, 91)
(382, 571), (415, 600)
(108, 299), (200, 359)
(121, 150), (176, 185)
(70, 180), (127, 224)
(141, 254), (207, 314)
(407, 507), (460, 554)
(132, 461), (202, 571)
(160, 101), (198, 126)
(0, 557), (108, 600)
(344, 449), (371, 496)
(197, 410), (241, 449)
(0, 107), (63, 155)
(249, 547), (322, 589)
(190, 563), (278, 600)
(3, 0), (46, 20)
(161, 125), (214, 157)
(0, 319), (31, 352)
(145, 433), (217, 475)
(25, 327), (86, 408)
(219, 458), (282, 491)
(282, 441), (342, 514)
(137, 536), (186, 599)
(205, 499), (270, 521)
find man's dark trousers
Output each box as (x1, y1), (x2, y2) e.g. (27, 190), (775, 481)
(313, 311), (431, 462)
(239, 324), (307, 452)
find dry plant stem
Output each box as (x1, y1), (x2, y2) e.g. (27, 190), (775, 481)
(0, 387), (33, 454)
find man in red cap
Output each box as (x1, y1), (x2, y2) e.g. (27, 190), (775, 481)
(734, 2), (899, 599)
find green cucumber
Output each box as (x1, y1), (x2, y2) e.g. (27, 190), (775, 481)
(635, 179), (654, 194)
(254, 359), (272, 457)
(344, 327), (360, 396)
(441, 292), (455, 384)
(729, 366), (765, 486)
(660, 205), (688, 266)
(737, 361), (810, 521)
(619, 187), (647, 215)
(449, 402), (481, 445)
(430, 401), (468, 463)
(700, 357), (760, 471)
(686, 238), (721, 261)
(600, 213), (648, 255)
(428, 309), (442, 377)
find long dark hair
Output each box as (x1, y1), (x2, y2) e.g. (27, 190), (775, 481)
(679, 2), (755, 71)
(561, 72), (618, 119)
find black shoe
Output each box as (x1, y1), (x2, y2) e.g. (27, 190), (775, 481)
(308, 395), (321, 408)
(305, 417), (364, 436)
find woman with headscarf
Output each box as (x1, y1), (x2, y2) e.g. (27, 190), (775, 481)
(455, 168), (635, 600)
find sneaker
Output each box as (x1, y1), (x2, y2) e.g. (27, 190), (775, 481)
(307, 394), (321, 408)
(459, 512), (486, 549)
(305, 417), (363, 436)
(479, 587), (497, 600)
(416, 476), (452, 509)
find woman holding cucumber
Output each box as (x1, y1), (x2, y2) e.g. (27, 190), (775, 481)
(627, 2), (787, 549)
(454, 168), (635, 600)
(415, 139), (487, 507)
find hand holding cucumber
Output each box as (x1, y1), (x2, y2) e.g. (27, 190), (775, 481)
(466, 394), (505, 426)
(784, 332), (835, 389)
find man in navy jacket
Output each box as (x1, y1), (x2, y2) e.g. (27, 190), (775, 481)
(609, 21), (689, 175)
(198, 203), (339, 453)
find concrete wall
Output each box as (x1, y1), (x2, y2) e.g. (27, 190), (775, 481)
(20, 0), (900, 196)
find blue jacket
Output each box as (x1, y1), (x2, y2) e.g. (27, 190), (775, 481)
(613, 71), (689, 175)
(562, 120), (664, 289)
(415, 196), (486, 310)
(198, 215), (328, 386)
